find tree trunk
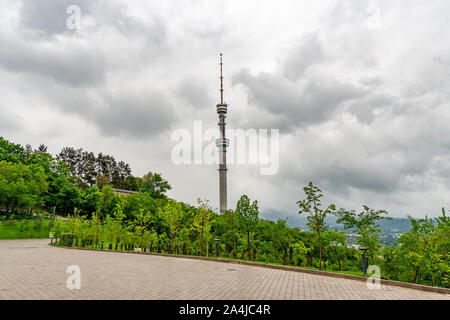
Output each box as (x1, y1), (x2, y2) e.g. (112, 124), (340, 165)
(247, 231), (250, 261)
(345, 247), (348, 270)
(139, 237), (144, 253)
(115, 235), (120, 250)
(317, 230), (322, 270)
(271, 241), (275, 262)
(200, 228), (204, 256)
(95, 224), (99, 247)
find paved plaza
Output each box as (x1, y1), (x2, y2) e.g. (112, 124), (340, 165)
(0, 239), (448, 300)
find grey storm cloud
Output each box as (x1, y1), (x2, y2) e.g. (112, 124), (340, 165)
(96, 89), (176, 137)
(229, 9), (450, 202)
(232, 68), (366, 131)
(5, 0), (169, 88)
(80, 0), (169, 49)
(0, 0), (175, 139)
(283, 33), (324, 81)
(230, 31), (373, 131)
(274, 104), (450, 197)
(0, 106), (22, 133)
(20, 0), (94, 35)
(1, 0), (450, 216)
(27, 81), (176, 139)
(327, 0), (378, 28)
(173, 77), (215, 110)
(345, 94), (393, 124)
(0, 32), (107, 86)
(20, 0), (168, 49)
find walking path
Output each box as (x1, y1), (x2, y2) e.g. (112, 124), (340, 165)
(0, 239), (448, 300)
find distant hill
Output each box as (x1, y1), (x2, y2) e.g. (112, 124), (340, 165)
(260, 211), (413, 246)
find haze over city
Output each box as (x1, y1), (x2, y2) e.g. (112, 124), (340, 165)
(1, 0), (450, 218)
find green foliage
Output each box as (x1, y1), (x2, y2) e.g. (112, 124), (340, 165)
(0, 136), (173, 219)
(81, 186), (102, 217)
(335, 205), (391, 264)
(1, 136), (448, 289)
(57, 148), (133, 190)
(43, 197), (450, 289)
(0, 137), (26, 163)
(0, 219), (53, 239)
(160, 200), (184, 253)
(45, 175), (82, 216)
(290, 241), (308, 266)
(335, 205), (391, 230)
(389, 211), (450, 287)
(235, 195), (259, 260)
(297, 182), (336, 269)
(0, 161), (48, 213)
(193, 199), (215, 256)
(140, 172), (172, 198)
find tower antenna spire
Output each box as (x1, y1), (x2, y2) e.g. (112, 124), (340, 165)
(220, 53), (224, 104)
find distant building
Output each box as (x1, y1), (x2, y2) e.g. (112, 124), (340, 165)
(112, 188), (138, 197)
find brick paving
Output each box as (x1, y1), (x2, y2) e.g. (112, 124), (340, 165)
(0, 239), (448, 300)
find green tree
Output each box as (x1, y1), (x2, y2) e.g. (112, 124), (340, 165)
(222, 209), (239, 258)
(161, 200), (184, 254)
(290, 241), (308, 267)
(0, 137), (26, 163)
(193, 199), (214, 256)
(45, 175), (82, 215)
(132, 208), (152, 251)
(147, 230), (158, 253)
(81, 186), (102, 217)
(91, 210), (101, 247)
(260, 218), (288, 263)
(235, 195), (259, 261)
(397, 212), (450, 287)
(140, 172), (171, 198)
(103, 200), (126, 250)
(100, 185), (119, 217)
(0, 161), (48, 215)
(322, 230), (347, 270)
(297, 182), (335, 270)
(335, 205), (391, 264)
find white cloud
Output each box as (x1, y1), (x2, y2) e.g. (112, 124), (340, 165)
(1, 0), (450, 219)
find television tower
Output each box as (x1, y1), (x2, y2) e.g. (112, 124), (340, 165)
(216, 53), (229, 214)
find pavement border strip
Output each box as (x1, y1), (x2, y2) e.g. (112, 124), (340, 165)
(52, 244), (450, 296)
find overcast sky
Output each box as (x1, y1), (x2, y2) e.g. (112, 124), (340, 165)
(1, 0), (450, 219)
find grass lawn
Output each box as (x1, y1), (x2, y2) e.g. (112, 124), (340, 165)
(0, 220), (53, 239)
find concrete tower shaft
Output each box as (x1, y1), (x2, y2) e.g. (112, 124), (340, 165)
(216, 53), (229, 214)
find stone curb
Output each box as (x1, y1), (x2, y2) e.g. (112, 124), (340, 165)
(52, 244), (450, 296)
